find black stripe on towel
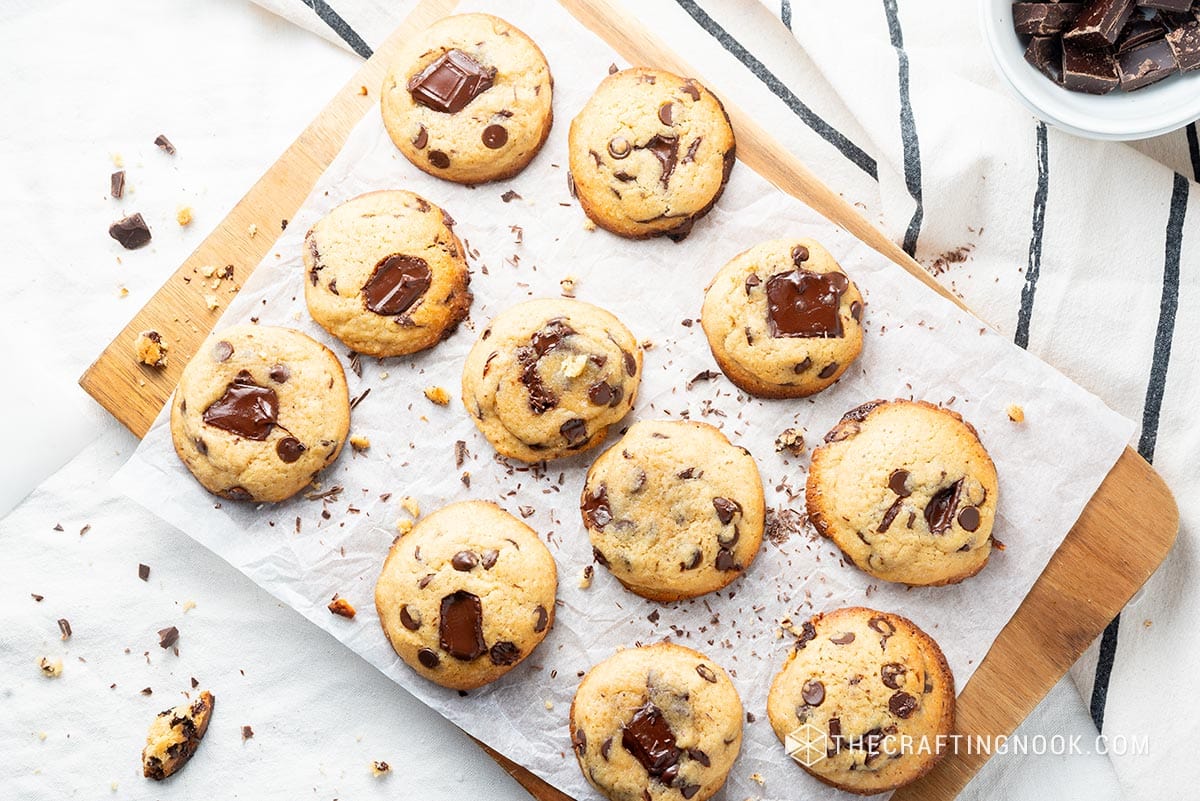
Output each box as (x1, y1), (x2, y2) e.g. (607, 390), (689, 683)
(301, 0), (373, 59)
(672, 0), (879, 179)
(1090, 172), (1189, 731)
(1015, 122), (1049, 350)
(882, 0), (924, 257)
(1187, 123), (1200, 183)
(781, 0), (793, 30)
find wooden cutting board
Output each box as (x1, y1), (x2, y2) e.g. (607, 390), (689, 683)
(79, 1), (1179, 798)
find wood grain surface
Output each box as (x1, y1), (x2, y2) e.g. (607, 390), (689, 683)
(79, 1), (1178, 799)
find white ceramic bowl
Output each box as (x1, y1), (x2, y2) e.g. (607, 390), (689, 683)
(980, 0), (1200, 140)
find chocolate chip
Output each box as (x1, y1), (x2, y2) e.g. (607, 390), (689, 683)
(194, 438), (208, 456)
(560, 418), (588, 447)
(818, 362), (839, 379)
(213, 341), (234, 362)
(418, 573), (435, 589)
(623, 350), (637, 376)
(851, 300), (864, 321)
(889, 691), (918, 719)
(268, 364), (290, 383)
(794, 357), (813, 374)
(592, 546), (610, 568)
(362, 254), (431, 316)
(154, 134), (176, 155)
(607, 137), (631, 158)
(138, 563), (150, 581)
(588, 381), (617, 406)
(110, 170), (125, 199)
(400, 605), (421, 631)
(830, 632), (856, 645)
(489, 641), (521, 666)
(533, 604), (549, 633)
(796, 620), (817, 649)
(878, 498), (905, 533)
(802, 679), (825, 706)
(958, 506), (981, 531)
(680, 785), (700, 800)
(925, 479), (964, 535)
(572, 727), (587, 755)
(222, 487), (253, 501)
(658, 101), (674, 125)
(158, 626), (179, 649)
(276, 437), (306, 463)
(407, 49), (495, 113)
(429, 150), (450, 169)
(881, 663), (906, 690)
(889, 469), (911, 497)
(714, 548), (739, 571)
(413, 126), (428, 149)
(712, 497), (741, 524)
(745, 273), (761, 295)
(695, 663), (718, 683)
(791, 245), (810, 265)
(481, 549), (499, 569)
(417, 648), (440, 668)
(482, 124), (508, 149)
(686, 748), (710, 767)
(452, 550), (479, 571)
(680, 549), (702, 570)
(681, 80), (701, 101)
(109, 213), (152, 249)
(583, 486), (612, 529)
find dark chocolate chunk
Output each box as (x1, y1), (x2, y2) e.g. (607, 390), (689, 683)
(714, 548), (739, 571)
(213, 340), (234, 362)
(830, 632), (856, 645)
(680, 549), (703, 570)
(608, 137), (631, 158)
(1013, 3), (1084, 35)
(452, 550), (479, 571)
(408, 49), (496, 113)
(621, 703), (680, 780)
(680, 786), (700, 800)
(110, 170), (125, 199)
(154, 134), (176, 155)
(583, 486), (612, 529)
(639, 135), (679, 187)
(681, 137), (702, 164)
(108, 213), (152, 249)
(202, 373), (278, 440)
(413, 126), (428, 149)
(222, 486), (253, 501)
(1166, 20), (1200, 72)
(1064, 0), (1137, 49)
(592, 547), (610, 568)
(428, 150), (451, 169)
(802, 679), (825, 706)
(1025, 35), (1065, 83)
(881, 662), (907, 690)
(765, 269), (850, 338)
(588, 381), (618, 406)
(957, 506), (982, 531)
(889, 469), (912, 497)
(439, 590), (486, 661)
(818, 362), (839, 379)
(482, 124), (508, 149)
(794, 357), (813, 374)
(1117, 15), (1168, 52)
(712, 497), (741, 524)
(601, 736), (613, 760)
(878, 497), (905, 533)
(138, 563), (151, 581)
(534, 604), (549, 633)
(796, 620), (818, 649)
(418, 647), (440, 668)
(276, 437), (306, 463)
(400, 605), (421, 631)
(362, 254), (431, 316)
(624, 350), (638, 376)
(158, 626), (179, 649)
(889, 691), (918, 719)
(560, 418), (588, 446)
(695, 663), (718, 683)
(481, 549), (499, 569)
(681, 80), (701, 101)
(658, 101), (675, 125)
(1139, 0), (1193, 12)
(791, 245), (810, 265)
(1117, 37), (1179, 89)
(489, 641), (521, 666)
(924, 479), (964, 535)
(745, 273), (761, 295)
(572, 727), (587, 755)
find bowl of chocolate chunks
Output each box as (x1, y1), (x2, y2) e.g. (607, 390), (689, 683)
(981, 0), (1200, 139)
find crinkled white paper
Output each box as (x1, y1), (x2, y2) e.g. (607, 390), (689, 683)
(114, 3), (1133, 799)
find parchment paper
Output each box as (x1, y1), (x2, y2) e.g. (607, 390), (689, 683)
(113, 2), (1134, 798)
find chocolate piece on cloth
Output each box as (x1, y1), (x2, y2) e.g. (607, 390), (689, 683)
(1025, 35), (1065, 82)
(1064, 0), (1137, 49)
(1117, 38), (1180, 89)
(1062, 39), (1121, 92)
(1013, 3), (1085, 36)
(1165, 20), (1200, 71)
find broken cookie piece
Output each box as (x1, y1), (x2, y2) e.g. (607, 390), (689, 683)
(328, 595), (357, 618)
(142, 690), (214, 780)
(774, 427), (806, 456)
(135, 330), (169, 368)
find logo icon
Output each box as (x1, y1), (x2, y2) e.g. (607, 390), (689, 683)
(785, 723), (828, 767)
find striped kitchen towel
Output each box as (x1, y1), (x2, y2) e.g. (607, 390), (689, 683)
(251, 1), (1197, 798)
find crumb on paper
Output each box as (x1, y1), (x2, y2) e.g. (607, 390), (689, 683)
(395, 518), (414, 536)
(1006, 404), (1025, 423)
(1144, 619), (1153, 628)
(200, 265), (216, 278)
(424, 386), (450, 406)
(358, 86), (369, 96)
(640, 339), (654, 351)
(135, 330), (168, 368)
(111, 153), (124, 168)
(544, 700), (553, 711)
(372, 761), (390, 776)
(119, 286), (129, 298)
(560, 276), (577, 297)
(38, 657), (63, 678)
(204, 294), (219, 312)
(142, 691), (214, 780)
(749, 772), (765, 785)
(579, 564), (594, 589)
(241, 725), (254, 740)
(774, 428), (806, 456)
(401, 497), (421, 518)
(176, 207), (193, 227)
(181, 600), (196, 613)
(328, 596), (356, 618)
(582, 218), (596, 232)
(350, 435), (371, 453)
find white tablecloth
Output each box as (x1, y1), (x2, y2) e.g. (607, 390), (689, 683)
(5, 0), (1195, 799)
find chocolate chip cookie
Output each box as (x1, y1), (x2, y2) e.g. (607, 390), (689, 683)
(375, 501), (557, 690)
(806, 400), (999, 586)
(568, 68), (735, 240)
(766, 607), (955, 794)
(303, 190), (471, 357)
(581, 420), (765, 601)
(170, 325), (350, 503)
(570, 642), (743, 801)
(700, 238), (865, 398)
(461, 298), (642, 462)
(381, 13), (553, 184)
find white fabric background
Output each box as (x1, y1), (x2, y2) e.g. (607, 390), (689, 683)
(1, 0), (1194, 799)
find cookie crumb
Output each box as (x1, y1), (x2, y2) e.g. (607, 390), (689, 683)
(142, 690), (213, 780)
(543, 700), (554, 711)
(1006, 404), (1025, 423)
(372, 761), (391, 776)
(241, 725), (254, 739)
(134, 330), (168, 368)
(248, 223), (258, 238)
(111, 152), (125, 168)
(424, 386), (450, 406)
(349, 435), (371, 453)
(38, 656), (63, 677)
(118, 286), (129, 298)
(176, 206), (193, 227)
(181, 600), (197, 613)
(358, 85), (369, 96)
(749, 772), (765, 785)
(560, 352), (589, 378)
(328, 596), (356, 618)
(204, 294), (219, 312)
(774, 428), (806, 456)
(395, 518), (414, 536)
(559, 276), (578, 297)
(582, 218), (597, 232)
(579, 564), (594, 589)
(401, 497), (421, 518)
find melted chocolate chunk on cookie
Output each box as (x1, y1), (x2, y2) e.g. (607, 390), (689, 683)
(452, 550), (479, 571)
(957, 505), (981, 532)
(400, 605), (421, 631)
(362, 254), (431, 316)
(889, 691), (918, 719)
(439, 590), (486, 661)
(638, 135), (679, 187)
(480, 549), (499, 569)
(489, 641), (521, 666)
(802, 679), (825, 706)
(412, 126), (428, 149)
(517, 319), (577, 413)
(765, 269), (849, 338)
(681, 137), (702, 164)
(925, 478), (964, 535)
(712, 497), (741, 525)
(686, 747), (710, 767)
(881, 662), (906, 689)
(658, 102), (675, 125)
(407, 49), (496, 113)
(592, 546), (611, 567)
(213, 340), (234, 363)
(796, 620), (818, 649)
(276, 437), (306, 463)
(622, 702), (681, 783)
(202, 372), (279, 440)
(533, 604), (549, 633)
(268, 363), (290, 383)
(561, 418), (589, 447)
(842, 400), (885, 424)
(588, 381), (623, 407)
(583, 486), (612, 529)
(482, 124), (508, 149)
(830, 632), (856, 645)
(889, 470), (912, 497)
(714, 548), (740, 571)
